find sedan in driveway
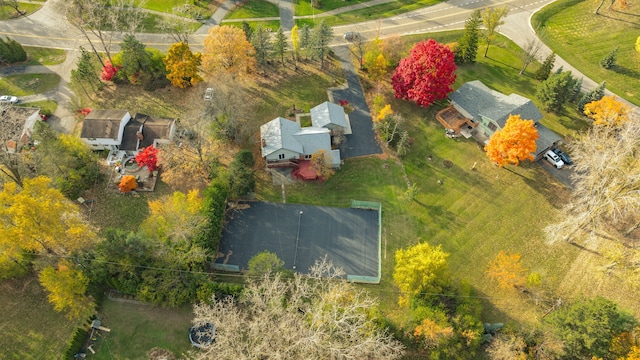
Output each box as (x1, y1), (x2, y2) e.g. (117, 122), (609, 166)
(552, 148), (573, 165)
(0, 95), (18, 104)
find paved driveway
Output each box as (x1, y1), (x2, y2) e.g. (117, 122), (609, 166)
(332, 46), (382, 158)
(538, 158), (574, 189)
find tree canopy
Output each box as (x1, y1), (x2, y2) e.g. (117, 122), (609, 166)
(484, 115), (539, 167)
(392, 39), (457, 108)
(163, 41), (203, 88)
(583, 95), (631, 127)
(393, 242), (449, 307)
(191, 258), (405, 359)
(202, 25), (256, 79)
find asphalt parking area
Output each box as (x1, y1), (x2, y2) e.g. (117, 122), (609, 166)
(538, 158), (574, 189)
(215, 202), (380, 281)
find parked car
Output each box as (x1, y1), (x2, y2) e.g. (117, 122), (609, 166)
(0, 95), (18, 104)
(204, 88), (214, 101)
(544, 150), (564, 169)
(552, 148), (573, 165)
(343, 32), (360, 41)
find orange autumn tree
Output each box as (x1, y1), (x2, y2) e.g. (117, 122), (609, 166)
(584, 95), (631, 127)
(118, 175), (137, 192)
(484, 115), (538, 167)
(486, 250), (527, 289)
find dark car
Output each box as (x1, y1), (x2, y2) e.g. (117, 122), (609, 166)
(552, 148), (573, 165)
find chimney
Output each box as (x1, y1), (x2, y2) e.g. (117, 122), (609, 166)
(137, 131), (143, 141)
(261, 138), (266, 147)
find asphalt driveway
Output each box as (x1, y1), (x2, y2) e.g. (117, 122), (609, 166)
(332, 46), (382, 158)
(538, 158), (574, 189)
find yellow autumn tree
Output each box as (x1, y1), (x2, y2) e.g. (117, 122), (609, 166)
(414, 318), (454, 348)
(140, 190), (206, 243)
(393, 242), (449, 307)
(375, 104), (393, 122)
(291, 25), (300, 60)
(0, 176), (95, 257)
(310, 149), (335, 180)
(163, 41), (203, 88)
(484, 115), (538, 167)
(202, 25), (256, 79)
(486, 250), (527, 289)
(118, 175), (137, 193)
(39, 259), (94, 320)
(583, 95), (630, 127)
(368, 53), (388, 82)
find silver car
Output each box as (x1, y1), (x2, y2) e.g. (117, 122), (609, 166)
(0, 95), (18, 104)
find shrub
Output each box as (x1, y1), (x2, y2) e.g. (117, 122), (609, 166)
(63, 327), (89, 359)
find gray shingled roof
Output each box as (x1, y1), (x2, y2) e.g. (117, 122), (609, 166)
(535, 123), (563, 157)
(292, 127), (332, 155)
(120, 113), (175, 151)
(260, 117), (303, 157)
(81, 110), (129, 139)
(449, 80), (543, 127)
(311, 101), (348, 129)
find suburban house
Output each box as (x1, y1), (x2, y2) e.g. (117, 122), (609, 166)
(80, 109), (175, 163)
(260, 101), (350, 172)
(437, 80), (562, 159)
(2, 106), (41, 153)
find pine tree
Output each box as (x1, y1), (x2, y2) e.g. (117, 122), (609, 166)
(600, 46), (619, 69)
(242, 21), (253, 41)
(299, 24), (311, 60)
(455, 10), (482, 64)
(72, 47), (102, 96)
(251, 25), (273, 75)
(310, 20), (333, 68)
(7, 38), (26, 63)
(534, 52), (556, 81)
(536, 71), (576, 113)
(273, 27), (288, 66)
(577, 81), (606, 112)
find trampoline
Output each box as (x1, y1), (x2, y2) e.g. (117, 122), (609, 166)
(189, 323), (215, 348)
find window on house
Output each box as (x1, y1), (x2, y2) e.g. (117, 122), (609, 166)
(488, 122), (497, 131)
(278, 153), (285, 160)
(304, 155), (311, 159)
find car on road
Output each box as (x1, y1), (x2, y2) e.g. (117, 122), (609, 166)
(0, 95), (18, 104)
(343, 32), (360, 41)
(544, 150), (564, 169)
(204, 88), (213, 101)
(552, 148), (573, 165)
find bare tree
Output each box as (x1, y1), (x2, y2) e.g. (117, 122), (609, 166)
(0, 105), (38, 187)
(0, 0), (25, 16)
(518, 37), (544, 76)
(161, 16), (194, 45)
(349, 34), (367, 70)
(190, 258), (405, 360)
(203, 77), (255, 143)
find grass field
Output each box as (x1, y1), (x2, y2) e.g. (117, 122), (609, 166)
(91, 299), (193, 359)
(23, 47), (67, 66)
(533, 0), (640, 106)
(0, 275), (78, 359)
(226, 0), (279, 19)
(312, 0), (442, 26)
(0, 73), (60, 97)
(0, 3), (42, 20)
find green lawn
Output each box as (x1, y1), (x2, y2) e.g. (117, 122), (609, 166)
(533, 0), (640, 106)
(222, 19), (281, 31)
(0, 73), (60, 97)
(295, 0), (373, 16)
(132, 0), (215, 19)
(0, 275), (78, 359)
(92, 299), (194, 359)
(226, 0), (279, 19)
(24, 47), (67, 66)
(0, 3), (42, 20)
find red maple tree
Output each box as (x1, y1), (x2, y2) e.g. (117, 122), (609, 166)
(100, 59), (120, 81)
(135, 146), (159, 174)
(391, 39), (457, 108)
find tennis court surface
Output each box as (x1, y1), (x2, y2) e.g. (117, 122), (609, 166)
(214, 201), (381, 283)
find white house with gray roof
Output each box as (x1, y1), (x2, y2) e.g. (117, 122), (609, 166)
(310, 101), (351, 134)
(445, 80), (562, 159)
(260, 117), (341, 168)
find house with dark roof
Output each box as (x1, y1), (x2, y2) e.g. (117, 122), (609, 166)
(80, 110), (175, 159)
(437, 80), (562, 159)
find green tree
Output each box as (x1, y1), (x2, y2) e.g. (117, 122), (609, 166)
(229, 150), (255, 197)
(246, 251), (285, 278)
(600, 46), (619, 69)
(536, 71), (577, 113)
(241, 21), (253, 41)
(299, 24), (311, 60)
(118, 34), (151, 84)
(534, 51), (556, 81)
(481, 6), (509, 57)
(0, 37), (26, 64)
(273, 27), (288, 66)
(393, 242), (449, 307)
(546, 297), (636, 359)
(577, 80), (606, 113)
(251, 25), (273, 75)
(455, 10), (482, 64)
(310, 20), (333, 67)
(163, 41), (203, 88)
(71, 46), (103, 98)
